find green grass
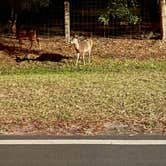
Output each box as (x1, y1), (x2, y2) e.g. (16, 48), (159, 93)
(0, 58), (166, 134)
(0, 58), (166, 75)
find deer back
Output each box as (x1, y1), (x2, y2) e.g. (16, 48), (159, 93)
(79, 38), (93, 52)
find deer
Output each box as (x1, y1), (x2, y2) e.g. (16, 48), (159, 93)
(8, 20), (40, 50)
(8, 20), (16, 34)
(70, 35), (93, 65)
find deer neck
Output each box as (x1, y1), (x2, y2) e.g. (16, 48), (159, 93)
(74, 40), (80, 53)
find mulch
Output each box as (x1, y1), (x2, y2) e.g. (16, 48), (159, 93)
(0, 35), (166, 63)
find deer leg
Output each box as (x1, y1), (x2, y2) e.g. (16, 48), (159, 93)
(76, 52), (80, 66)
(88, 50), (91, 63)
(82, 51), (85, 65)
(29, 40), (32, 49)
(36, 38), (41, 50)
(19, 39), (22, 50)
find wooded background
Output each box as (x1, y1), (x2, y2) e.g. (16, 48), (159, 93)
(0, 0), (165, 40)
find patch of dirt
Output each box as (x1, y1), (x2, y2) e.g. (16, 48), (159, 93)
(93, 38), (166, 60)
(0, 50), (16, 64)
(0, 35), (166, 64)
(1, 118), (166, 136)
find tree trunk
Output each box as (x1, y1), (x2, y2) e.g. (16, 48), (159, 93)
(64, 1), (70, 43)
(160, 0), (166, 39)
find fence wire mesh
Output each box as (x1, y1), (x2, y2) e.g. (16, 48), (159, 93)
(0, 0), (161, 39)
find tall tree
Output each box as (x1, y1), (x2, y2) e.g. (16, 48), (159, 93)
(160, 0), (166, 39)
(8, 0), (49, 11)
(7, 0), (49, 19)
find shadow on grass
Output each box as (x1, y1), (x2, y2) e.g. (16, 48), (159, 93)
(35, 53), (71, 62)
(17, 53), (72, 62)
(0, 41), (72, 63)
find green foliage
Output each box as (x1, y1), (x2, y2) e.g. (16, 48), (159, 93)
(98, 0), (140, 25)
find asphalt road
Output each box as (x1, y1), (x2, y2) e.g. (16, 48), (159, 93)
(0, 137), (166, 166)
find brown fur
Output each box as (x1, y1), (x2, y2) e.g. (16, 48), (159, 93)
(71, 36), (93, 65)
(9, 20), (40, 49)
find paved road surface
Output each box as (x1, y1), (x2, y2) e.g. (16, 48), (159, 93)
(0, 136), (166, 166)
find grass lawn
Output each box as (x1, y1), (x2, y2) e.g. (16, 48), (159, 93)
(0, 58), (166, 135)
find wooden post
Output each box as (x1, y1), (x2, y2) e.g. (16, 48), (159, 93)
(64, 0), (70, 43)
(160, 0), (166, 40)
